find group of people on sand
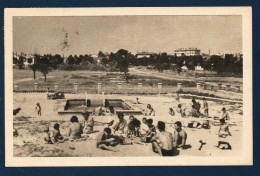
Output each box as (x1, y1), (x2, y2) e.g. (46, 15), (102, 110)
(43, 111), (95, 144)
(96, 112), (187, 156)
(170, 97), (209, 118)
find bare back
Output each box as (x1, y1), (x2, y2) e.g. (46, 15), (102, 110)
(157, 131), (173, 150)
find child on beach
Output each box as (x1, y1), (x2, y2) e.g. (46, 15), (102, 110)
(51, 123), (64, 143)
(218, 119), (231, 138)
(43, 126), (52, 144)
(35, 103), (41, 116)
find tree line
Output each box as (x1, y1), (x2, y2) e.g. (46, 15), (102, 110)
(13, 49), (243, 81)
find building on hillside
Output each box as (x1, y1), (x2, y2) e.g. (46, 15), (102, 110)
(174, 48), (200, 57)
(136, 52), (156, 59)
(13, 52), (35, 66)
(195, 65), (204, 71)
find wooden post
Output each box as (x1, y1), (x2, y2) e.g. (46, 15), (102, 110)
(74, 83), (78, 92)
(177, 83), (182, 92)
(118, 83), (122, 89)
(54, 83), (58, 91)
(14, 84), (19, 91)
(138, 83), (143, 89)
(196, 83), (201, 91)
(34, 82), (38, 90)
(98, 83), (102, 94)
(158, 83), (162, 89)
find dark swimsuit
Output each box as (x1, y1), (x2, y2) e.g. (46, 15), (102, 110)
(161, 149), (174, 156)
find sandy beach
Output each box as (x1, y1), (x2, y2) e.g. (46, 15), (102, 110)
(13, 93), (243, 157)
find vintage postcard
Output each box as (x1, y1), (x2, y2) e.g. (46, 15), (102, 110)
(5, 7), (252, 166)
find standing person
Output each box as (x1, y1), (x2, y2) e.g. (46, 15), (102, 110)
(202, 98), (209, 117)
(113, 113), (128, 137)
(82, 111), (94, 134)
(173, 121), (187, 149)
(192, 97), (197, 106)
(35, 103), (41, 116)
(221, 108), (230, 121)
(67, 116), (83, 140)
(218, 118), (232, 138)
(151, 121), (174, 156)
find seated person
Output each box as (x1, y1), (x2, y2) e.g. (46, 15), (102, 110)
(221, 108), (230, 121)
(128, 115), (141, 138)
(82, 111), (94, 134)
(140, 118), (149, 136)
(191, 105), (200, 118)
(108, 106), (115, 115)
(218, 118), (231, 138)
(173, 121), (187, 149)
(94, 106), (106, 116)
(67, 116), (83, 140)
(169, 108), (175, 116)
(134, 97), (141, 104)
(113, 112), (128, 136)
(141, 118), (156, 143)
(151, 121), (174, 156)
(176, 104), (185, 117)
(43, 126), (52, 144)
(145, 104), (155, 116)
(51, 123), (64, 143)
(96, 127), (119, 152)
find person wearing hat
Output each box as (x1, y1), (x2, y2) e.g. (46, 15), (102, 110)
(221, 108), (230, 121)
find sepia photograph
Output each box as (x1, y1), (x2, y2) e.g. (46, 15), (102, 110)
(4, 7), (252, 166)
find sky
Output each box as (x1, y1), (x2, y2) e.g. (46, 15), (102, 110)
(13, 15), (242, 56)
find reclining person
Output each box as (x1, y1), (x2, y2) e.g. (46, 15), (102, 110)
(151, 121), (174, 156)
(96, 128), (119, 152)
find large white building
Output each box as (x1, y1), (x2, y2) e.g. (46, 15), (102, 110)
(136, 52), (156, 59)
(174, 48), (200, 57)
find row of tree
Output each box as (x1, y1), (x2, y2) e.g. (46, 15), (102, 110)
(13, 49), (243, 82)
